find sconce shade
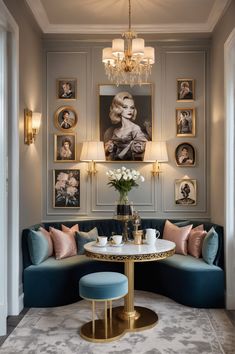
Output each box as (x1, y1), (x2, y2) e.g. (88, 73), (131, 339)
(80, 141), (106, 161)
(144, 141), (168, 162)
(32, 112), (42, 130)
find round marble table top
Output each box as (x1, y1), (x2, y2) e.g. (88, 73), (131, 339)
(84, 239), (176, 262)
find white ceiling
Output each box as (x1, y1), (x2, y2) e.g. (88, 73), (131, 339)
(26, 0), (230, 35)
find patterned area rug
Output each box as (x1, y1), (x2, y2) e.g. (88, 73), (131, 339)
(1, 291), (235, 354)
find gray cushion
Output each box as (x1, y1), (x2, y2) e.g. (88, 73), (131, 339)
(75, 227), (99, 255)
(28, 230), (51, 265)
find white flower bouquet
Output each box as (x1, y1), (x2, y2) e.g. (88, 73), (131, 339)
(106, 166), (145, 205)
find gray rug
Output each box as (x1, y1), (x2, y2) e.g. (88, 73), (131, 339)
(0, 291), (235, 354)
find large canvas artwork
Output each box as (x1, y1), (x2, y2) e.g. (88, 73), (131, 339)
(99, 84), (152, 161)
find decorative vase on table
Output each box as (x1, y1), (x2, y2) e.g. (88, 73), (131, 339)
(116, 191), (133, 218)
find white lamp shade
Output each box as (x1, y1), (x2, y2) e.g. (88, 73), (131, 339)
(80, 141), (106, 161)
(144, 141), (168, 162)
(102, 47), (115, 65)
(132, 38), (145, 56)
(32, 112), (41, 130)
(112, 38), (124, 57)
(143, 47), (155, 64)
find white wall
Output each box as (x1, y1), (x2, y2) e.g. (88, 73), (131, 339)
(3, 0), (43, 312)
(210, 0), (235, 225)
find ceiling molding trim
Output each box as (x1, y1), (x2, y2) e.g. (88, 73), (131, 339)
(207, 0), (230, 32)
(35, 23), (214, 35)
(26, 0), (50, 32)
(26, 0), (231, 35)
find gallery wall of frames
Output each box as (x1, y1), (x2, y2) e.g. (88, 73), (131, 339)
(43, 40), (210, 221)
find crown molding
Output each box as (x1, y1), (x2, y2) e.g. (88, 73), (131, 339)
(26, 0), (230, 35)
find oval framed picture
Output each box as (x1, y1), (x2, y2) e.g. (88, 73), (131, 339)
(175, 142), (195, 167)
(54, 106), (78, 132)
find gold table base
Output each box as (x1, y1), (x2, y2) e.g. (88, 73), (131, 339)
(80, 306), (158, 342)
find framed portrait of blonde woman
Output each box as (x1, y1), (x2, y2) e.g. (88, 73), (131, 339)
(177, 79), (195, 101)
(99, 84), (153, 162)
(54, 134), (76, 162)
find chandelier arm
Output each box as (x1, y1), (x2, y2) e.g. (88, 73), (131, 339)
(129, 0), (131, 32)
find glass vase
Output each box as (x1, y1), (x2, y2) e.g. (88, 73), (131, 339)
(116, 191), (132, 217)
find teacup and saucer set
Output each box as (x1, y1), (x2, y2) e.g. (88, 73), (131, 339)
(95, 235), (124, 247)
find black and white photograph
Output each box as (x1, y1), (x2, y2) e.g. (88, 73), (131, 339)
(177, 79), (194, 101)
(175, 179), (197, 205)
(176, 108), (195, 137)
(53, 169), (80, 208)
(57, 79), (77, 100)
(175, 142), (195, 166)
(54, 106), (78, 132)
(99, 84), (152, 161)
(54, 134), (76, 162)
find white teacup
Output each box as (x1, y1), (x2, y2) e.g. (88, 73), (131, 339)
(110, 235), (123, 245)
(97, 236), (108, 246)
(145, 229), (160, 245)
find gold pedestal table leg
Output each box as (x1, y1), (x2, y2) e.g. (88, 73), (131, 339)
(112, 261), (158, 331)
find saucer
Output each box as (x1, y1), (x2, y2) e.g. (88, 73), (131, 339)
(94, 243), (108, 248)
(110, 242), (125, 247)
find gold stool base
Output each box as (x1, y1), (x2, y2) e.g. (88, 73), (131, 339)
(112, 306), (158, 331)
(80, 318), (125, 343)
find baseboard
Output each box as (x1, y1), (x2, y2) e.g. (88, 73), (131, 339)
(0, 304), (7, 336)
(7, 292), (24, 316)
(226, 293), (235, 310)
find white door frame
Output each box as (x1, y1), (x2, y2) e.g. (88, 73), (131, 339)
(0, 0), (19, 335)
(224, 27), (235, 309)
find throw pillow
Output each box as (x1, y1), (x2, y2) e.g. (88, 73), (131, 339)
(202, 227), (219, 265)
(39, 227), (53, 256)
(50, 227), (77, 260)
(188, 225), (207, 258)
(163, 220), (193, 255)
(76, 227), (99, 255)
(28, 229), (52, 265)
(62, 224), (79, 236)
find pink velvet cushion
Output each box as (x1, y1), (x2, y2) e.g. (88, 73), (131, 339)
(39, 227), (53, 256)
(188, 224), (207, 258)
(163, 220), (193, 255)
(49, 227), (77, 260)
(61, 224), (79, 236)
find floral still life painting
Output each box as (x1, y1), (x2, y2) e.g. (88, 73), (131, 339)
(53, 169), (80, 208)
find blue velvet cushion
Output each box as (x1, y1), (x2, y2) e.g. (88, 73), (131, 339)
(79, 272), (128, 300)
(202, 227), (219, 265)
(75, 227), (99, 255)
(28, 230), (51, 265)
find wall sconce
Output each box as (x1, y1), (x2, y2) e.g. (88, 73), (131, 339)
(80, 141), (106, 175)
(144, 141), (168, 177)
(24, 109), (41, 145)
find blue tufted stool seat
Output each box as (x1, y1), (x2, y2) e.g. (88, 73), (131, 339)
(79, 271), (128, 342)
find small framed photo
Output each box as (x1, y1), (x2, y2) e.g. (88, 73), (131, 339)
(177, 79), (194, 101)
(57, 79), (77, 100)
(54, 134), (76, 162)
(175, 179), (197, 205)
(53, 169), (80, 208)
(176, 108), (195, 136)
(54, 106), (78, 132)
(175, 142), (195, 167)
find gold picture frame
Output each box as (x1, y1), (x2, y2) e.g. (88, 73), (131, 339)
(175, 179), (197, 205)
(54, 106), (78, 132)
(56, 78), (77, 100)
(54, 134), (76, 162)
(177, 79), (195, 101)
(53, 169), (80, 208)
(176, 108), (195, 137)
(175, 142), (196, 167)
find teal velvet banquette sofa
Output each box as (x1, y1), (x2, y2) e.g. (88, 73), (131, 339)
(22, 219), (225, 308)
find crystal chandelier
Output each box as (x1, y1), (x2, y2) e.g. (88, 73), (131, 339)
(102, 0), (155, 87)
